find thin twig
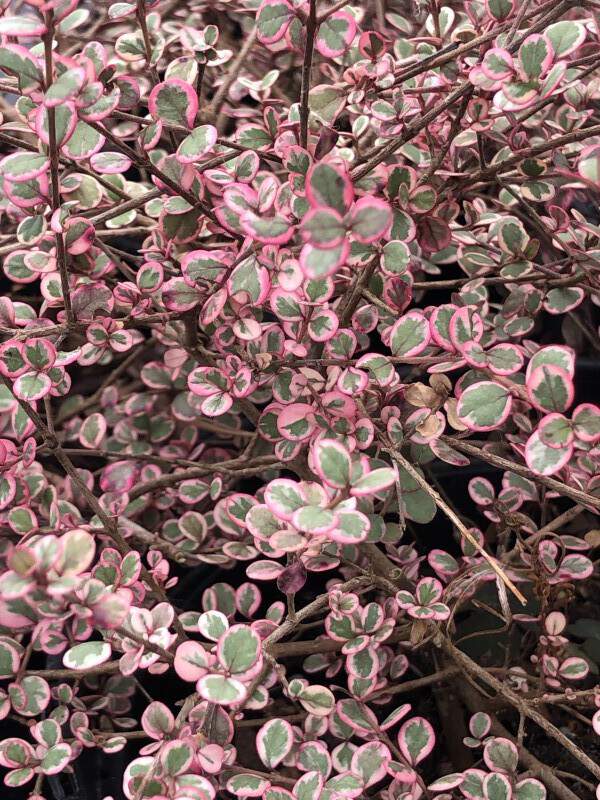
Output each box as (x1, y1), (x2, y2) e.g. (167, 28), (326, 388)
(1, 377), (188, 641)
(207, 28), (258, 119)
(446, 640), (600, 782)
(300, 0), (318, 149)
(440, 436), (600, 511)
(43, 10), (73, 324)
(382, 443), (527, 604)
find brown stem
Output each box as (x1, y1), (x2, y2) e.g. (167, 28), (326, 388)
(1, 377), (188, 641)
(207, 28), (258, 120)
(369, 666), (460, 699)
(299, 0), (318, 149)
(458, 680), (581, 800)
(440, 436), (600, 511)
(43, 11), (73, 325)
(338, 257), (378, 328)
(444, 640), (600, 782)
(135, 0), (160, 85)
(352, 83), (473, 181)
(506, 0), (534, 45)
(382, 442), (527, 603)
(318, 0), (351, 22)
(461, 122), (600, 187)
(26, 661), (121, 680)
(87, 121), (227, 233)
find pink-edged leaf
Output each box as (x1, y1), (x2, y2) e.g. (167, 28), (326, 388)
(482, 48), (514, 80)
(0, 44), (42, 94)
(515, 778), (546, 800)
(13, 371), (51, 401)
(292, 505), (337, 535)
(0, 738), (33, 768)
(350, 467), (396, 497)
(240, 211), (294, 244)
(235, 583), (262, 618)
(470, 712), (492, 739)
(525, 430), (571, 476)
(337, 698), (378, 734)
(526, 365), (573, 413)
(307, 309), (339, 342)
(415, 577), (443, 606)
(428, 773), (465, 791)
(484, 771), (513, 800)
(197, 674), (247, 705)
(199, 610), (229, 641)
(558, 656), (589, 681)
(246, 560), (284, 580)
(527, 345), (575, 380)
(518, 34), (553, 81)
(573, 403), (600, 443)
(457, 381), (512, 431)
(217, 624), (261, 675)
(45, 67), (85, 107)
(256, 718), (294, 769)
(256, 0), (295, 44)
(177, 124), (218, 163)
(0, 153), (49, 183)
(483, 737), (518, 774)
(449, 306), (484, 350)
(88, 152), (131, 176)
(137, 261), (164, 293)
(162, 277), (202, 312)
(226, 773), (270, 797)
(389, 310), (430, 357)
(174, 641), (210, 682)
(23, 338), (56, 370)
(315, 11), (356, 57)
(200, 390), (233, 417)
(292, 771), (324, 800)
(312, 438), (351, 489)
(348, 197), (392, 244)
(487, 344), (524, 376)
(160, 739), (194, 776)
(62, 642), (111, 670)
(468, 476), (495, 506)
(537, 413), (572, 449)
(461, 768), (486, 800)
(545, 20), (586, 56)
(330, 509), (370, 544)
(148, 79), (198, 129)
(277, 403), (316, 441)
(351, 741), (391, 787)
(141, 701), (174, 740)
(301, 207), (346, 248)
(64, 216), (95, 255)
(430, 304), (455, 351)
(0, 342), (27, 377)
(306, 161), (354, 215)
(0, 16), (46, 35)
(188, 366), (227, 397)
(428, 549), (460, 580)
(35, 102), (77, 147)
(543, 287), (584, 314)
(299, 240), (349, 278)
(264, 479), (305, 520)
(380, 703), (412, 730)
(418, 215), (451, 253)
(79, 412), (106, 449)
(398, 717), (435, 766)
(557, 554), (593, 581)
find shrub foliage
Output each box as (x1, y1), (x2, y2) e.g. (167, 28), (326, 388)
(0, 0), (599, 799)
